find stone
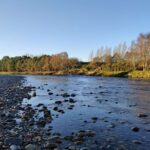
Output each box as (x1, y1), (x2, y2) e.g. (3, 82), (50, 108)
(132, 140), (142, 144)
(36, 119), (46, 127)
(46, 143), (57, 149)
(62, 93), (70, 97)
(5, 138), (22, 146)
(10, 145), (20, 150)
(68, 146), (76, 150)
(53, 107), (58, 111)
(32, 92), (36, 97)
(131, 127), (140, 132)
(92, 117), (98, 121)
(116, 145), (128, 150)
(55, 101), (62, 105)
(138, 113), (148, 118)
(48, 92), (53, 95)
(71, 93), (76, 97)
(25, 144), (37, 150)
(80, 147), (89, 150)
(69, 98), (76, 103)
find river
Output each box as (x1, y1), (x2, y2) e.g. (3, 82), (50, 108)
(22, 75), (150, 150)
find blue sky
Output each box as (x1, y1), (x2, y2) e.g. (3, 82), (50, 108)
(0, 0), (150, 61)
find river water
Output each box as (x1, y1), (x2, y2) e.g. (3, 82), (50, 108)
(22, 75), (150, 150)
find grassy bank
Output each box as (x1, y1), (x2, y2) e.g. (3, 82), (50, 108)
(0, 70), (128, 77)
(1, 70), (150, 79)
(128, 71), (150, 79)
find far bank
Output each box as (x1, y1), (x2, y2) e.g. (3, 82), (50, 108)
(1, 70), (150, 79)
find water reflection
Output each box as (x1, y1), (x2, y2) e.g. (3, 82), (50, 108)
(23, 75), (150, 149)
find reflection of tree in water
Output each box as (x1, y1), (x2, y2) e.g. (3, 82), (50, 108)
(127, 79), (150, 115)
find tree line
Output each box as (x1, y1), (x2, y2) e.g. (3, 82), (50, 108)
(0, 52), (80, 72)
(0, 33), (150, 73)
(88, 33), (150, 72)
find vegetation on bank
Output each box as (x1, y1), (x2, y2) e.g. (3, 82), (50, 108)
(0, 33), (150, 78)
(128, 71), (150, 79)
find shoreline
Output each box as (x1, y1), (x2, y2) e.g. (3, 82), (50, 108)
(0, 75), (149, 149)
(0, 75), (33, 149)
(0, 70), (150, 79)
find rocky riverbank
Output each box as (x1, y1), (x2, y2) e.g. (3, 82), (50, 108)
(0, 75), (33, 149)
(0, 75), (150, 150)
(0, 75), (97, 150)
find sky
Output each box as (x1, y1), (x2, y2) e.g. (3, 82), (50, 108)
(0, 0), (150, 61)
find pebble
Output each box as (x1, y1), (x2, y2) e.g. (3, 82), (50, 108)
(10, 145), (20, 150)
(131, 127), (140, 132)
(25, 144), (37, 150)
(116, 145), (128, 150)
(138, 113), (148, 118)
(80, 147), (89, 150)
(32, 92), (36, 97)
(132, 140), (142, 144)
(68, 146), (76, 150)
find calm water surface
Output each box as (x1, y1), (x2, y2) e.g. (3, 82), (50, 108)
(23, 75), (150, 150)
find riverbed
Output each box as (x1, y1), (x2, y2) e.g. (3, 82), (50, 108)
(21, 75), (150, 150)
(0, 75), (150, 150)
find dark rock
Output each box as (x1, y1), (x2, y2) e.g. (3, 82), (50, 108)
(5, 138), (22, 146)
(64, 136), (73, 141)
(48, 92), (53, 95)
(45, 143), (57, 149)
(132, 140), (142, 144)
(53, 106), (58, 111)
(131, 127), (140, 132)
(138, 113), (148, 118)
(58, 109), (65, 113)
(55, 101), (62, 105)
(92, 117), (98, 121)
(116, 145), (127, 150)
(32, 92), (36, 97)
(36, 103), (44, 107)
(69, 98), (76, 103)
(36, 118), (46, 127)
(62, 93), (70, 97)
(71, 93), (76, 97)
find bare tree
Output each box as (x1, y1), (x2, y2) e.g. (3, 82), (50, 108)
(89, 50), (94, 62)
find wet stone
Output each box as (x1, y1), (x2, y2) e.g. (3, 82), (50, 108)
(69, 98), (76, 103)
(80, 147), (89, 150)
(55, 101), (62, 105)
(67, 146), (76, 150)
(36, 118), (46, 127)
(25, 144), (37, 150)
(116, 145), (128, 150)
(62, 93), (70, 97)
(138, 113), (148, 118)
(92, 117), (98, 121)
(48, 92), (53, 95)
(71, 93), (76, 97)
(5, 137), (22, 146)
(10, 145), (20, 150)
(45, 143), (57, 149)
(32, 92), (36, 97)
(53, 106), (58, 111)
(132, 140), (142, 144)
(131, 127), (140, 132)
(36, 103), (44, 107)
